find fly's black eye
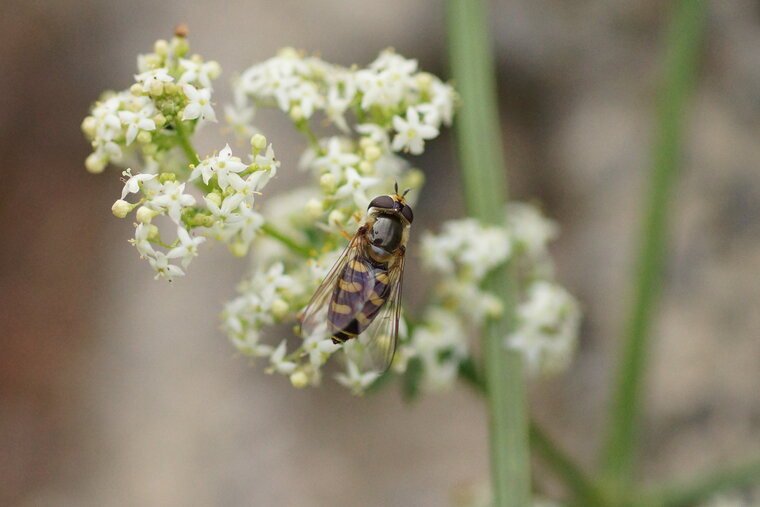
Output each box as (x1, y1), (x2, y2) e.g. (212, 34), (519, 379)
(401, 205), (414, 224)
(368, 195), (395, 210)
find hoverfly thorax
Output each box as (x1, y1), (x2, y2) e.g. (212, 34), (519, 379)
(365, 192), (413, 264)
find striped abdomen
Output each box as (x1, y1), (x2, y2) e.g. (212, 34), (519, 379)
(328, 256), (391, 342)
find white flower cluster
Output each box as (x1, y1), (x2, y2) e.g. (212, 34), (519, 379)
(83, 32), (281, 281)
(82, 34), (220, 174)
(85, 34), (579, 395)
(231, 47), (455, 230)
(418, 204), (580, 386)
(218, 49), (456, 392)
(505, 281), (580, 376)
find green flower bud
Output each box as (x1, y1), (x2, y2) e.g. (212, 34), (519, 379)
(81, 116), (96, 137)
(289, 370), (309, 388)
(305, 198), (323, 218)
(85, 153), (107, 174)
(250, 133), (267, 152)
(111, 199), (132, 218)
(229, 242), (249, 257)
(153, 39), (169, 57)
(149, 80), (164, 97)
(136, 131), (152, 144)
(135, 206), (157, 224)
(320, 173), (337, 193)
(289, 105), (304, 122)
(271, 298), (289, 320)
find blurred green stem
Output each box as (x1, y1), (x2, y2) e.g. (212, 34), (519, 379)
(446, 1), (530, 506)
(599, 0), (706, 498)
(635, 458), (760, 507)
(260, 223), (313, 257)
(174, 120), (201, 166)
(459, 360), (601, 505)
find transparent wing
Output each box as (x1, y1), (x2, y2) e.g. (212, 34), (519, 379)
(298, 231), (369, 339)
(344, 251), (405, 373)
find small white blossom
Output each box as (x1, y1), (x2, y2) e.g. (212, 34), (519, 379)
(190, 144), (248, 190)
(118, 108), (156, 146)
(391, 107), (439, 155)
(410, 309), (468, 391)
(182, 83), (217, 122)
(333, 167), (380, 208)
(178, 58), (219, 90)
(269, 340), (297, 375)
(508, 202), (558, 259)
(134, 67), (173, 93)
(148, 251), (185, 282)
(303, 334), (342, 368)
(312, 137), (360, 179)
(335, 359), (380, 395)
(505, 281), (581, 376)
(148, 181), (196, 223)
(167, 227), (206, 268)
(421, 218), (511, 281)
(120, 169), (157, 199)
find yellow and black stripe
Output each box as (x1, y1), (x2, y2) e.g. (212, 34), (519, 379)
(328, 256), (392, 342)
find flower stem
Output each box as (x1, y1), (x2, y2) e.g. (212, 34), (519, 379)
(634, 458), (760, 507)
(459, 360), (599, 504)
(260, 223), (313, 257)
(173, 120), (201, 166)
(446, 1), (530, 506)
(599, 0), (706, 498)
(530, 423), (606, 506)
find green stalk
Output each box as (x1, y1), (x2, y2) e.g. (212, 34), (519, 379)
(173, 119), (201, 166)
(446, 1), (530, 505)
(530, 423), (605, 506)
(260, 223), (313, 257)
(599, 0), (706, 498)
(459, 360), (600, 505)
(635, 458), (760, 507)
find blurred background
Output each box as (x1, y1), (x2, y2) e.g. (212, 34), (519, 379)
(2, 0), (760, 505)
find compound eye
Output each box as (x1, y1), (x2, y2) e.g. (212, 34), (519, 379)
(401, 205), (414, 224)
(368, 195), (395, 210)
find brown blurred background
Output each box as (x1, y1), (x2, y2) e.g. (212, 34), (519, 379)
(2, 0), (760, 505)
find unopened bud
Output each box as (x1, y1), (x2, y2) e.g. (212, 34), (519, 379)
(81, 116), (96, 137)
(364, 145), (381, 162)
(320, 173), (337, 193)
(289, 370), (309, 388)
(149, 80), (164, 97)
(289, 105), (304, 122)
(205, 191), (222, 207)
(206, 60), (221, 80)
(111, 199), (132, 218)
(305, 198), (323, 218)
(229, 242), (249, 258)
(328, 209), (345, 226)
(271, 298), (290, 320)
(250, 133), (267, 152)
(153, 39), (169, 57)
(85, 153), (107, 174)
(135, 206), (156, 224)
(136, 131), (152, 144)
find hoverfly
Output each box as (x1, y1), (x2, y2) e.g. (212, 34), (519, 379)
(298, 184), (413, 373)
